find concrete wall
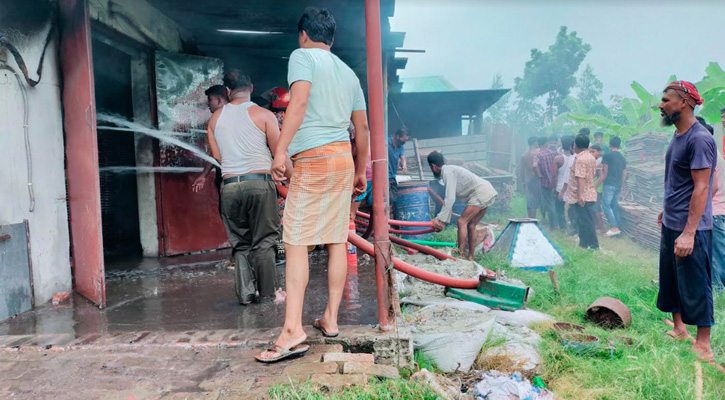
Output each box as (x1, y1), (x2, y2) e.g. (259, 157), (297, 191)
(0, 25), (72, 304)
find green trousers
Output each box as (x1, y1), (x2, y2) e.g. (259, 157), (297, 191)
(220, 180), (280, 303)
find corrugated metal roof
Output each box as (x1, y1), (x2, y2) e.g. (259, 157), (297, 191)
(400, 76), (457, 92)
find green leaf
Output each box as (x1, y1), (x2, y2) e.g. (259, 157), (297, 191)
(705, 62), (725, 78)
(587, 103), (612, 119)
(567, 112), (620, 130)
(694, 76), (725, 94)
(641, 118), (664, 135)
(630, 81), (658, 105)
(698, 92), (725, 124)
(620, 99), (640, 127)
(564, 97), (586, 114)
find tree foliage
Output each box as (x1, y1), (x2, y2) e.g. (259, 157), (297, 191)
(506, 96), (545, 137)
(514, 26), (591, 121)
(694, 62), (725, 124)
(558, 63), (725, 142)
(577, 64), (603, 109)
(484, 73), (510, 124)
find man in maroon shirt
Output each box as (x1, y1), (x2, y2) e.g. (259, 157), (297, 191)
(534, 136), (558, 229)
(519, 136), (540, 218)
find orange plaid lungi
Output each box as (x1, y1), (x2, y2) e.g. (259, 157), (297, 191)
(283, 141), (354, 246)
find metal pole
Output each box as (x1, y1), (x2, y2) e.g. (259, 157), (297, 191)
(365, 0), (393, 331)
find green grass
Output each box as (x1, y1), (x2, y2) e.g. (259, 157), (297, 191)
(414, 349), (441, 373)
(472, 194), (725, 400)
(272, 194), (724, 399)
(268, 379), (439, 400)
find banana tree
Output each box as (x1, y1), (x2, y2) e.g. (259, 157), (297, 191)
(695, 62), (725, 124)
(564, 81), (670, 141)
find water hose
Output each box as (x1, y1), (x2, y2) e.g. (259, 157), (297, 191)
(354, 219), (436, 236)
(354, 225), (452, 260)
(408, 239), (457, 247)
(279, 185), (488, 287)
(388, 235), (457, 261)
(348, 232), (480, 289)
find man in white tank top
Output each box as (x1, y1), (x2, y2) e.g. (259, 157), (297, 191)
(206, 70), (292, 306)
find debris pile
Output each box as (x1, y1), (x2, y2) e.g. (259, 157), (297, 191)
(471, 371), (553, 400)
(397, 253), (548, 375)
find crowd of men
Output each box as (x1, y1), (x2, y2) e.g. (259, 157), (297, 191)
(520, 82), (725, 363)
(520, 127), (627, 250)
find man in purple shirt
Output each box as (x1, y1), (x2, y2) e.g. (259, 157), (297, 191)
(656, 81), (715, 363)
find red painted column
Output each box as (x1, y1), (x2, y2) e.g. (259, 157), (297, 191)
(365, 0), (393, 331)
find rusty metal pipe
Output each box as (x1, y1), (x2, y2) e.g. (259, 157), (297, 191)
(365, 0), (392, 331)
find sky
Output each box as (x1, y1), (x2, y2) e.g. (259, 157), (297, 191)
(390, 0), (725, 103)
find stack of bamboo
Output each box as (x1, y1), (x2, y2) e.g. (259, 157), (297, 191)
(616, 134), (669, 251)
(624, 133), (668, 165)
(618, 201), (661, 251)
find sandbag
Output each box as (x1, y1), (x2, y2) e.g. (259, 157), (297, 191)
(408, 305), (495, 372)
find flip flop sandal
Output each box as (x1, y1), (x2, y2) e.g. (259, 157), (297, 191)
(665, 330), (693, 341)
(313, 318), (339, 338)
(255, 343), (310, 363)
(697, 353), (716, 364)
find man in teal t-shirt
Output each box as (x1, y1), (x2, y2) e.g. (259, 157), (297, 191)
(260, 7), (370, 364)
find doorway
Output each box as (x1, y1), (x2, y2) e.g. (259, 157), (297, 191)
(91, 38), (143, 264)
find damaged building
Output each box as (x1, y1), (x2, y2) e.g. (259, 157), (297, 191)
(0, 0), (507, 322)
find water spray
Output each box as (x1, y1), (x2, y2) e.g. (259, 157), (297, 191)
(99, 166), (204, 174)
(96, 113), (220, 168)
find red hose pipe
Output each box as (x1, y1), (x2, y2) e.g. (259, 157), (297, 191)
(389, 228), (437, 236)
(276, 183), (288, 199)
(355, 225), (438, 238)
(356, 211), (434, 228)
(428, 187), (445, 206)
(348, 233), (479, 289)
(354, 226), (455, 261)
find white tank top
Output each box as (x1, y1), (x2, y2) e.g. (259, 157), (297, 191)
(214, 102), (273, 176)
(557, 153), (575, 193)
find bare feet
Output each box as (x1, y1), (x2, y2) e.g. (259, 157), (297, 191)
(273, 288), (286, 304)
(664, 319), (695, 343)
(256, 329), (307, 362)
(693, 342), (715, 363)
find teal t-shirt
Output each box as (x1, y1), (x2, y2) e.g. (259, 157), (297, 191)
(287, 48), (367, 156)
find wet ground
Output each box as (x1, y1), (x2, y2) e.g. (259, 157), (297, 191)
(0, 248), (378, 337)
